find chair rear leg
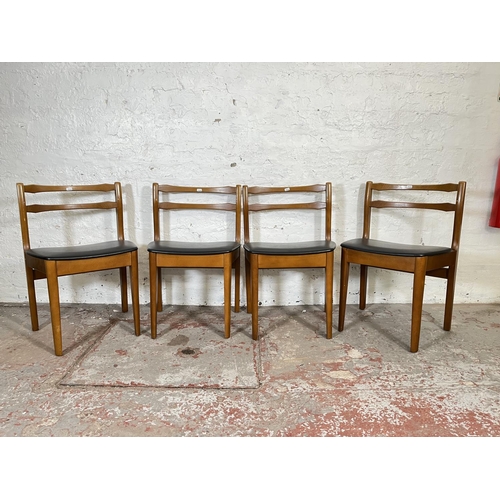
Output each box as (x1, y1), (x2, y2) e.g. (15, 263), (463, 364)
(45, 261), (63, 356)
(25, 265), (39, 331)
(338, 248), (350, 332)
(119, 267), (128, 312)
(234, 254), (240, 313)
(359, 264), (368, 310)
(245, 252), (252, 314)
(130, 251), (141, 336)
(325, 252), (334, 339)
(443, 263), (457, 331)
(149, 254), (158, 339)
(410, 257), (427, 353)
(157, 268), (163, 312)
(224, 255), (232, 339)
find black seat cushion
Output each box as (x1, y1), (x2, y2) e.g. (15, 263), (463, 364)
(26, 240), (138, 261)
(244, 240), (336, 255)
(341, 238), (451, 257)
(147, 241), (240, 255)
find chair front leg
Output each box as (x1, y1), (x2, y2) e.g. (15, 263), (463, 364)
(325, 252), (334, 339)
(443, 261), (457, 331)
(45, 261), (63, 356)
(410, 257), (427, 353)
(130, 251), (141, 336)
(250, 254), (259, 340)
(245, 252), (252, 314)
(223, 254), (232, 339)
(149, 254), (158, 339)
(338, 248), (350, 332)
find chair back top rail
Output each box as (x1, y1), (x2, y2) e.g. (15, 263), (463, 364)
(157, 184), (237, 194)
(370, 182), (460, 192)
(247, 184), (327, 194)
(16, 182), (126, 251)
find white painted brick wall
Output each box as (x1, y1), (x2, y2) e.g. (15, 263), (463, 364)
(1, 62), (500, 307)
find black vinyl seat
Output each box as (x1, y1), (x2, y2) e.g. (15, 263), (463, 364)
(27, 240), (138, 260)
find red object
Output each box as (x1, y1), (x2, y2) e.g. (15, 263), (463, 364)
(490, 159), (500, 228)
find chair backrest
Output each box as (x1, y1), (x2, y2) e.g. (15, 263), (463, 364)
(243, 183), (332, 243)
(152, 184), (241, 242)
(363, 181), (467, 251)
(16, 182), (126, 251)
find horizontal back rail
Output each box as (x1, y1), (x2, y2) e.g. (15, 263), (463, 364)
(247, 201), (326, 211)
(26, 201), (118, 213)
(370, 201), (456, 212)
(158, 202), (237, 211)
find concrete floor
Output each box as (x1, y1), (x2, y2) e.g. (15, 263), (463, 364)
(1, 301), (500, 437)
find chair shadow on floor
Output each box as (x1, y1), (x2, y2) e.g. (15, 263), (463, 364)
(340, 304), (455, 352)
(152, 306), (249, 340)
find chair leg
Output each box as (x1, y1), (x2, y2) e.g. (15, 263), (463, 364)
(245, 252), (252, 314)
(359, 264), (368, 310)
(25, 264), (39, 331)
(410, 257), (427, 353)
(234, 253), (240, 313)
(131, 251), (141, 336)
(157, 268), (163, 312)
(119, 267), (128, 312)
(443, 263), (457, 331)
(325, 252), (334, 339)
(338, 248), (350, 332)
(250, 254), (259, 340)
(223, 254), (232, 339)
(45, 261), (63, 356)
(149, 254), (158, 339)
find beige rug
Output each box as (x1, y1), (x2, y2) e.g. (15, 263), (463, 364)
(60, 321), (261, 389)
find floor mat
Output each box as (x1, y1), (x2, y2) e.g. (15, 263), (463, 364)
(59, 321), (261, 389)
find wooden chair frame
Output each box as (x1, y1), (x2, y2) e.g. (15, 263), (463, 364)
(338, 181), (467, 352)
(243, 183), (336, 340)
(16, 182), (141, 356)
(148, 184), (241, 339)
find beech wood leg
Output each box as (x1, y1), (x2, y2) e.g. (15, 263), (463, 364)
(224, 255), (232, 339)
(131, 251), (140, 336)
(149, 254), (158, 339)
(46, 261), (63, 356)
(325, 252), (334, 339)
(359, 264), (368, 310)
(25, 264), (39, 331)
(338, 248), (350, 332)
(119, 267), (128, 312)
(410, 257), (427, 353)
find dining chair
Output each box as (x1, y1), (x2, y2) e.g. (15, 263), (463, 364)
(147, 184), (241, 339)
(242, 183), (336, 340)
(338, 181), (467, 352)
(16, 182), (141, 356)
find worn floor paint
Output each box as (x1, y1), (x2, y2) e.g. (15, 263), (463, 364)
(0, 302), (499, 437)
